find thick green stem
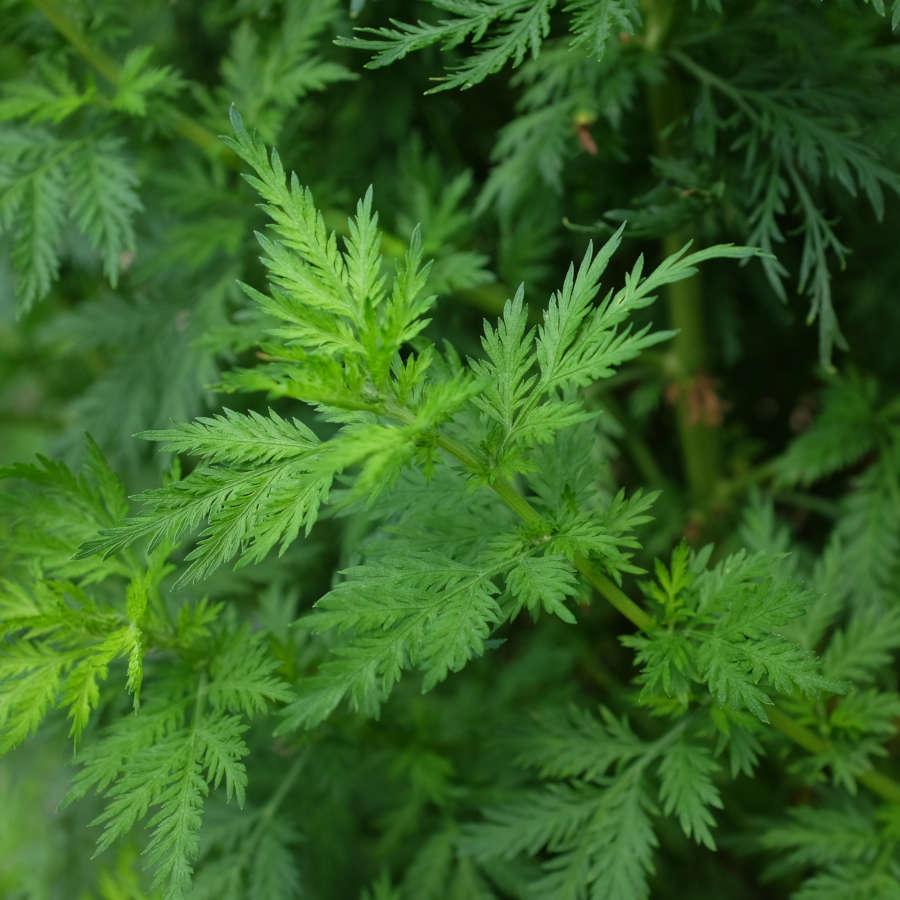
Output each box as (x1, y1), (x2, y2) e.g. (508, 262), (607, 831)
(661, 230), (721, 505)
(571, 552), (657, 631)
(643, 3), (721, 507)
(768, 708), (900, 805)
(766, 706), (827, 755)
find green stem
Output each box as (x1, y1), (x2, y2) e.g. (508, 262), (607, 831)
(640, 0), (675, 52)
(643, 5), (721, 507)
(257, 752), (306, 826)
(711, 458), (775, 509)
(710, 456), (846, 523)
(31, 0), (120, 82)
(777, 490), (840, 519)
(191, 673), (208, 723)
(429, 423), (900, 805)
(661, 231), (720, 506)
(391, 407), (656, 628)
(431, 430), (659, 632)
(31, 0), (229, 159)
(572, 553), (657, 631)
(858, 770), (900, 807)
(233, 750), (307, 877)
(768, 708), (900, 805)
(766, 706), (826, 755)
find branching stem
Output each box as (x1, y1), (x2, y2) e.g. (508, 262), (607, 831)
(427, 422), (900, 806)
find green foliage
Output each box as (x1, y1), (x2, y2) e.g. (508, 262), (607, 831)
(339, 0), (557, 92)
(0, 439), (151, 747)
(0, 128), (140, 312)
(1, 436), (292, 896)
(673, 44), (900, 364)
(2, 2), (900, 899)
(64, 625), (292, 898)
(624, 546), (844, 722)
(0, 36), (182, 313)
(216, 0), (355, 142)
(774, 371), (886, 487)
(463, 709), (728, 896)
(754, 799), (900, 898)
(341, 0), (643, 94)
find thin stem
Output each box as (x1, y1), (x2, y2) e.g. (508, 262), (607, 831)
(432, 430), (659, 630)
(191, 673), (208, 724)
(31, 0), (228, 158)
(231, 750), (308, 877)
(429, 423), (900, 805)
(595, 391), (668, 487)
(777, 491), (840, 519)
(257, 752), (306, 825)
(711, 458), (776, 508)
(31, 0), (120, 82)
